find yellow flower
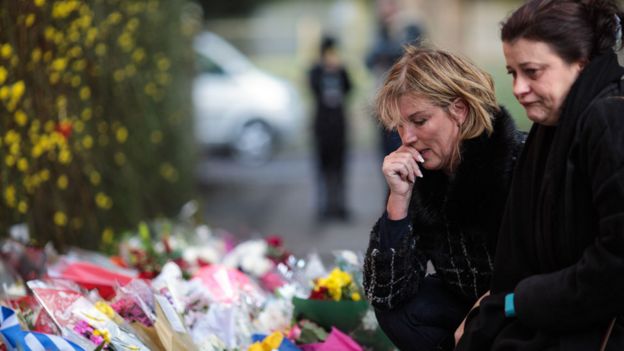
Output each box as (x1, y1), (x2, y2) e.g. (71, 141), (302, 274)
(72, 59), (86, 71)
(40, 169), (50, 181)
(58, 148), (72, 164)
(117, 32), (134, 52)
(132, 48), (145, 63)
(71, 75), (81, 87)
(49, 72), (60, 85)
(95, 301), (115, 319)
(81, 135), (93, 149)
(0, 66), (7, 84)
(95, 192), (112, 209)
(31, 48), (42, 63)
(115, 127), (128, 143)
(0, 86), (9, 99)
(79, 86), (91, 100)
(157, 57), (171, 71)
(247, 331), (283, 351)
(74, 120), (84, 133)
(95, 43), (107, 56)
(57, 174), (68, 189)
(1, 44), (12, 59)
(351, 292), (361, 301)
(5, 155), (15, 167)
(69, 46), (82, 58)
(43, 51), (52, 63)
(14, 110), (27, 126)
(9, 143), (19, 156)
(102, 227), (114, 245)
(51, 58), (67, 71)
(25, 14), (36, 27)
(89, 171), (102, 185)
(86, 28), (98, 44)
(17, 201), (28, 214)
(4, 185), (16, 207)
(93, 329), (111, 344)
(35, 0), (46, 7)
(108, 11), (122, 25)
(54, 211), (67, 226)
(17, 158), (28, 172)
(81, 108), (92, 121)
(113, 69), (125, 82)
(11, 80), (25, 101)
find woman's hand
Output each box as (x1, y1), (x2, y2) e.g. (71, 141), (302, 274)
(383, 145), (424, 219)
(455, 290), (490, 346)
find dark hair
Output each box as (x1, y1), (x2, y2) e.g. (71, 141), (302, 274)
(501, 0), (623, 63)
(320, 36), (336, 56)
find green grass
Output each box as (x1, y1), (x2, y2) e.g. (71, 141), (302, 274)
(486, 63), (532, 131)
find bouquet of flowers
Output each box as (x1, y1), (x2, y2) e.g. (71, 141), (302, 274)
(309, 268), (361, 302)
(292, 268), (368, 333)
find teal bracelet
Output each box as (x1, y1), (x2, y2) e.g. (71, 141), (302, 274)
(504, 293), (516, 318)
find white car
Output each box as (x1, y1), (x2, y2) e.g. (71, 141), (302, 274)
(193, 31), (304, 163)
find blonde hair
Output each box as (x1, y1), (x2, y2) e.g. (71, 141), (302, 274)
(376, 46), (499, 141)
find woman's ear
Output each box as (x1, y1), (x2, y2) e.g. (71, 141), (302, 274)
(450, 98), (468, 126)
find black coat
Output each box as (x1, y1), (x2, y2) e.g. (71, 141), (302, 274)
(363, 108), (524, 309)
(457, 53), (624, 351)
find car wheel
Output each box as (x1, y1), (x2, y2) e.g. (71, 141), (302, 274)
(233, 120), (275, 165)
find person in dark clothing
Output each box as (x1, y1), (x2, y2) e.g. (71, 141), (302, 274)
(366, 0), (423, 158)
(308, 36), (352, 221)
(456, 1), (624, 350)
(362, 46), (525, 351)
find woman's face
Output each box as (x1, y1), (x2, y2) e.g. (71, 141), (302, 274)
(503, 38), (584, 126)
(397, 94), (466, 172)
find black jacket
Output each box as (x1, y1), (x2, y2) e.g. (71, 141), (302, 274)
(458, 53), (624, 351)
(363, 108), (524, 309)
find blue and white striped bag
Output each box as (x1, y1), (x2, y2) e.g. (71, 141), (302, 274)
(0, 306), (84, 351)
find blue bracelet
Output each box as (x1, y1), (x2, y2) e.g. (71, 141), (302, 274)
(504, 293), (516, 318)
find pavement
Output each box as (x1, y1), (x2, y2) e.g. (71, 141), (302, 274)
(196, 146), (387, 258)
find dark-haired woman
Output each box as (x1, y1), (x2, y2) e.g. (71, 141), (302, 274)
(457, 0), (624, 350)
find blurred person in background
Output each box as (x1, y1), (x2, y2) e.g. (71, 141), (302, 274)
(308, 36), (353, 221)
(456, 0), (624, 350)
(366, 0), (423, 158)
(363, 46), (525, 351)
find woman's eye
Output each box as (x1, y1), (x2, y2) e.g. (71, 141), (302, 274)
(413, 119), (426, 126)
(524, 68), (539, 79)
(506, 70), (516, 79)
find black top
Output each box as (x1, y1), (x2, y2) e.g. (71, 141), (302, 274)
(363, 108), (524, 309)
(458, 53), (624, 351)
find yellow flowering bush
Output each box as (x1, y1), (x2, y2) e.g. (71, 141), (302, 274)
(310, 268), (362, 302)
(0, 0), (195, 250)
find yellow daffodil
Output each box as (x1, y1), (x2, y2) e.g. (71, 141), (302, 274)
(1, 44), (12, 59)
(25, 14), (36, 27)
(0, 66), (7, 84)
(115, 126), (128, 143)
(17, 201), (28, 214)
(102, 227), (114, 245)
(53, 211), (67, 226)
(14, 110), (27, 126)
(57, 175), (68, 189)
(247, 331), (283, 351)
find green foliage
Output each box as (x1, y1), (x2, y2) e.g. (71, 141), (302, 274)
(0, 0), (196, 250)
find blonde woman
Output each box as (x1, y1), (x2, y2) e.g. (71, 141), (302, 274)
(363, 47), (524, 351)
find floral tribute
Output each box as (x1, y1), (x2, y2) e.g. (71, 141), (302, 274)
(309, 268), (361, 302)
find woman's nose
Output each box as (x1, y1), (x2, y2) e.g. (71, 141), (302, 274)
(399, 125), (418, 145)
(513, 76), (530, 98)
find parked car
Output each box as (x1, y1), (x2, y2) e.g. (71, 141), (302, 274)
(193, 31), (304, 163)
